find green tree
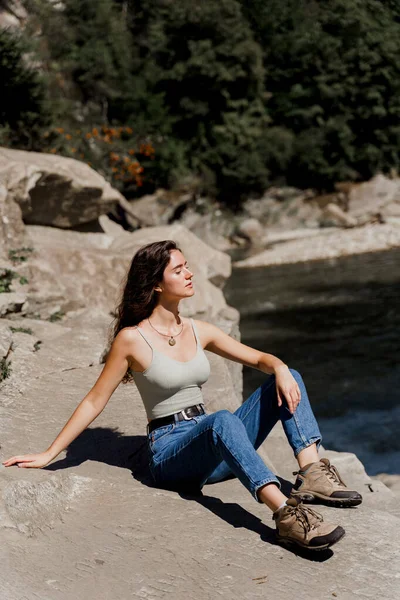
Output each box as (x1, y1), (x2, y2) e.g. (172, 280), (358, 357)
(241, 0), (400, 189)
(127, 0), (271, 201)
(25, 0), (135, 122)
(0, 28), (51, 148)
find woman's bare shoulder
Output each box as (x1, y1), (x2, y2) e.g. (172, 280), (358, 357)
(191, 319), (220, 342)
(192, 318), (216, 330)
(114, 326), (151, 371)
(115, 326), (144, 349)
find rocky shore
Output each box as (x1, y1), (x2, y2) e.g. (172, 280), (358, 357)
(233, 222), (400, 268)
(1, 148), (399, 599)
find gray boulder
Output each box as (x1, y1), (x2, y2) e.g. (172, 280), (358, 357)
(346, 173), (400, 224)
(0, 147), (124, 229)
(18, 222), (231, 320)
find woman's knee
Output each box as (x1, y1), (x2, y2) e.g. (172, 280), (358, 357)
(213, 409), (237, 424)
(212, 409), (242, 432)
(288, 367), (303, 384)
(209, 410), (244, 447)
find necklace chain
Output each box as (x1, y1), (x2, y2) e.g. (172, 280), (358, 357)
(148, 317), (184, 346)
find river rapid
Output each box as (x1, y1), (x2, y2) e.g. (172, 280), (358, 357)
(224, 247), (400, 476)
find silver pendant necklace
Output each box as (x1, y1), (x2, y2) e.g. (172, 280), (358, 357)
(148, 317), (184, 346)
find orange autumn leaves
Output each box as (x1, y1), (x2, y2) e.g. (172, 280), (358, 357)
(43, 125), (155, 188)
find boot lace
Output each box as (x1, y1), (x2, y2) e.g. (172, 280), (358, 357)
(319, 462), (346, 487)
(293, 461), (346, 487)
(286, 503), (324, 535)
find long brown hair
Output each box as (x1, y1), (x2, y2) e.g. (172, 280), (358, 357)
(108, 239), (182, 383)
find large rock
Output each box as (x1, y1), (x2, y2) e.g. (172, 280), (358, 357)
(242, 189), (322, 230)
(320, 202), (358, 228)
(0, 147), (125, 228)
(125, 188), (192, 227)
(346, 174), (400, 223)
(374, 474), (400, 498)
(237, 218), (264, 246)
(1, 304), (399, 599)
(1, 217), (398, 599)
(16, 222), (232, 321)
(0, 292), (27, 317)
(178, 201), (238, 252)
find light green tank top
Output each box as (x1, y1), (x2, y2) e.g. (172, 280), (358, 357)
(132, 318), (211, 421)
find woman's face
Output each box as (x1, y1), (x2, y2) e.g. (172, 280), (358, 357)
(158, 250), (194, 299)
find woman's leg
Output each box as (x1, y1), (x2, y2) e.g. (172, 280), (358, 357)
(204, 368), (322, 485)
(148, 409), (285, 507)
(202, 367), (361, 508)
(148, 396), (346, 549)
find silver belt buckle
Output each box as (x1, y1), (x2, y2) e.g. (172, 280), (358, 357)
(181, 407), (193, 420)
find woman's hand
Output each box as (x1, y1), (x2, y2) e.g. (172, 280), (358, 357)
(2, 451), (53, 469)
(274, 365), (301, 414)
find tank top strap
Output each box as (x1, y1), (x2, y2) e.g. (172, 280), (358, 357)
(190, 318), (201, 347)
(134, 325), (153, 350)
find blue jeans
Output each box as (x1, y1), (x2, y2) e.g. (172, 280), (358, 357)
(147, 368), (322, 503)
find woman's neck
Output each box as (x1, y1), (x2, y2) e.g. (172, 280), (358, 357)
(150, 303), (181, 328)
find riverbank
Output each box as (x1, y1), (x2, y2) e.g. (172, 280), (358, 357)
(233, 222), (400, 268)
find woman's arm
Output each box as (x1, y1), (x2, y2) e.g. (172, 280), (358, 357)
(2, 329), (134, 468)
(199, 320), (286, 374)
(197, 320), (301, 413)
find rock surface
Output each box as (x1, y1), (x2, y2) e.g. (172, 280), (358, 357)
(1, 303), (399, 600)
(1, 221), (398, 599)
(125, 188), (192, 227)
(0, 146), (124, 229)
(0, 182), (26, 260)
(234, 222), (400, 268)
(345, 173), (400, 222)
(2, 222), (232, 322)
(373, 474), (400, 498)
(242, 187), (321, 231)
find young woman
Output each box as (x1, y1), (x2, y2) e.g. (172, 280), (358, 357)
(3, 240), (362, 551)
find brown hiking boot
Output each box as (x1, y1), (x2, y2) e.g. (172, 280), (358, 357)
(290, 458), (362, 507)
(273, 498), (345, 551)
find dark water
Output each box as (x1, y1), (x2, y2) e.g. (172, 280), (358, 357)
(224, 248), (400, 475)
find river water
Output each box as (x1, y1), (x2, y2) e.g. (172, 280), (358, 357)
(224, 247), (400, 476)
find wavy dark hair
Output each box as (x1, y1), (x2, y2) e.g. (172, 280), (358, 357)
(108, 239), (182, 383)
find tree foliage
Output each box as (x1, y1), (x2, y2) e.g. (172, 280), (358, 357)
(241, 0), (400, 188)
(25, 0), (135, 121)
(126, 0), (270, 200)
(2, 0), (400, 201)
(0, 27), (50, 148)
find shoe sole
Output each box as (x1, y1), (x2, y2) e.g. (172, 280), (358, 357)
(276, 528), (346, 551)
(290, 490), (362, 508)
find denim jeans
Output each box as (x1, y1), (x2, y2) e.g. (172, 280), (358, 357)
(147, 368), (322, 503)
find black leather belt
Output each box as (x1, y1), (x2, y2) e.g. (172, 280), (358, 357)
(148, 404), (206, 434)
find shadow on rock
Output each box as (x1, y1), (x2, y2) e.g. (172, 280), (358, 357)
(177, 491), (334, 561)
(43, 428), (335, 560)
(44, 426), (155, 486)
